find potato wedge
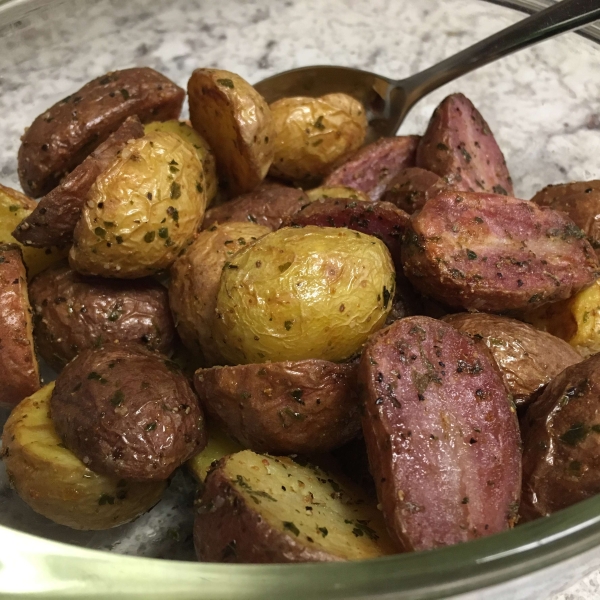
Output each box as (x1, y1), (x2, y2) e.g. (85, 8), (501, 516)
(69, 131), (207, 278)
(1, 383), (166, 530)
(187, 425), (244, 483)
(194, 450), (396, 562)
(269, 94), (367, 185)
(188, 69), (274, 197)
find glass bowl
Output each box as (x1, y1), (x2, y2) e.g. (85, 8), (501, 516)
(0, 0), (600, 597)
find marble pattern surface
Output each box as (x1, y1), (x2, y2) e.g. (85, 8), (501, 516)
(0, 0), (599, 597)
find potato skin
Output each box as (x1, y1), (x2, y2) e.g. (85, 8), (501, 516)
(193, 360), (361, 454)
(214, 226), (395, 364)
(444, 313), (582, 407)
(402, 191), (599, 312)
(0, 245), (39, 409)
(520, 354), (600, 522)
(50, 344), (206, 481)
(360, 316), (521, 551)
(202, 181), (308, 232)
(380, 167), (447, 214)
(188, 69), (274, 197)
(416, 93), (513, 196)
(69, 131), (207, 278)
(269, 94), (367, 185)
(169, 222), (270, 366)
(18, 67), (185, 198)
(194, 451), (396, 563)
(323, 135), (420, 201)
(29, 262), (175, 371)
(14, 116), (145, 248)
(1, 384), (166, 530)
(531, 180), (600, 257)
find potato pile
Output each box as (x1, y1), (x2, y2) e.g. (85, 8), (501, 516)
(2, 64), (600, 564)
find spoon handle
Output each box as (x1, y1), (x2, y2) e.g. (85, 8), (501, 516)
(400, 0), (600, 104)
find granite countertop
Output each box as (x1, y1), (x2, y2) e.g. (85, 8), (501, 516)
(0, 0), (599, 597)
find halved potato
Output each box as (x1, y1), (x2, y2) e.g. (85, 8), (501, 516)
(305, 185), (371, 204)
(188, 69), (274, 197)
(194, 450), (396, 562)
(187, 424), (244, 482)
(1, 384), (166, 530)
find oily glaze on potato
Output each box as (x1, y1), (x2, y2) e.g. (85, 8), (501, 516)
(444, 313), (582, 407)
(188, 69), (275, 197)
(69, 131), (206, 278)
(269, 94), (367, 185)
(214, 226), (395, 364)
(144, 120), (218, 206)
(169, 222), (270, 366)
(29, 262), (176, 371)
(520, 354), (600, 522)
(193, 360), (361, 454)
(51, 344), (206, 481)
(360, 316), (521, 551)
(1, 384), (166, 530)
(194, 450), (396, 562)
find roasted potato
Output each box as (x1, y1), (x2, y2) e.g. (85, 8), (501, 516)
(269, 94), (367, 185)
(214, 226), (395, 364)
(360, 316), (521, 551)
(323, 135), (420, 201)
(520, 354), (600, 522)
(305, 185), (371, 204)
(0, 245), (40, 409)
(193, 360), (361, 454)
(14, 117), (145, 248)
(380, 167), (447, 214)
(144, 120), (218, 206)
(0, 184), (67, 278)
(169, 222), (270, 366)
(444, 313), (582, 407)
(188, 69), (274, 197)
(69, 130), (207, 278)
(29, 262), (176, 371)
(18, 67), (185, 198)
(1, 383), (166, 530)
(51, 344), (206, 481)
(194, 450), (396, 562)
(202, 181), (308, 231)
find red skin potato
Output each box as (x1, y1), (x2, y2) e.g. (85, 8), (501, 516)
(359, 316), (522, 551)
(380, 167), (448, 214)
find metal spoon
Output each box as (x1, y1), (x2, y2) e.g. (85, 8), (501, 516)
(254, 0), (600, 143)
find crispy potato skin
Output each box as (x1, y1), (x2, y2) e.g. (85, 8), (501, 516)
(188, 69), (274, 197)
(29, 262), (175, 371)
(169, 222), (270, 366)
(51, 344), (206, 481)
(444, 313), (582, 407)
(323, 136), (420, 200)
(202, 181), (308, 231)
(531, 181), (600, 257)
(380, 167), (447, 214)
(416, 93), (513, 196)
(69, 131), (206, 278)
(1, 384), (166, 530)
(193, 360), (361, 454)
(0, 245), (39, 409)
(14, 117), (145, 248)
(402, 191), (599, 312)
(269, 94), (367, 185)
(18, 68), (184, 198)
(520, 355), (600, 521)
(214, 226), (395, 364)
(360, 316), (521, 551)
(194, 451), (396, 563)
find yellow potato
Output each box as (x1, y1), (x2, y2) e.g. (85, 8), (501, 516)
(214, 226), (395, 364)
(305, 185), (371, 204)
(0, 183), (67, 278)
(269, 94), (367, 185)
(187, 424), (244, 482)
(1, 384), (166, 530)
(69, 131), (206, 278)
(144, 120), (218, 206)
(188, 69), (275, 197)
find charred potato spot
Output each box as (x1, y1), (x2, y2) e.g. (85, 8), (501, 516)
(1, 384), (166, 530)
